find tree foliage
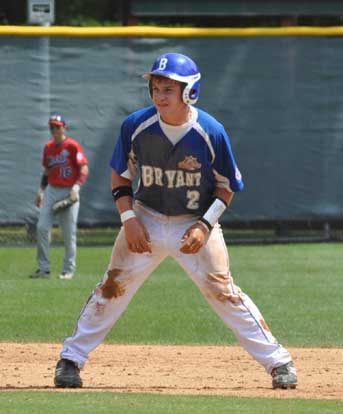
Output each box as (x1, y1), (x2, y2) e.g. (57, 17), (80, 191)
(55, 0), (120, 25)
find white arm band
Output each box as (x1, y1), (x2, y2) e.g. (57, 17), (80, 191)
(120, 209), (136, 223)
(200, 198), (227, 229)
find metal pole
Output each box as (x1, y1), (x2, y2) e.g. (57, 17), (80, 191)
(38, 20), (51, 125)
(324, 222), (331, 240)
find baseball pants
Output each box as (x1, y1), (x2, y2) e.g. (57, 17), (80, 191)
(61, 202), (292, 373)
(37, 184), (79, 274)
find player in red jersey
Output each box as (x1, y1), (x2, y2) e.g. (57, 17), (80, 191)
(31, 113), (89, 280)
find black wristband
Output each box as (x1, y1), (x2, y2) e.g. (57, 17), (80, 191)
(40, 174), (48, 189)
(111, 186), (133, 202)
(199, 217), (213, 231)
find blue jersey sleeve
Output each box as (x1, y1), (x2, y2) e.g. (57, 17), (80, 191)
(212, 127), (244, 193)
(110, 118), (134, 179)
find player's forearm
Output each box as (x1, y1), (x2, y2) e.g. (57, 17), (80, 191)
(39, 169), (49, 192)
(198, 187), (234, 232)
(111, 169), (134, 214)
(39, 173), (48, 192)
(35, 169), (48, 207)
(115, 196), (134, 214)
(76, 164), (89, 186)
(69, 164), (89, 201)
(214, 187), (234, 208)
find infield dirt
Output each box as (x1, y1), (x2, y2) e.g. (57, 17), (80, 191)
(0, 343), (342, 400)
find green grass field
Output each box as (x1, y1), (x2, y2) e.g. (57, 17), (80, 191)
(0, 243), (342, 413)
(0, 392), (342, 414)
(0, 243), (342, 346)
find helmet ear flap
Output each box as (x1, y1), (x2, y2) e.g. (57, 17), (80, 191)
(182, 79), (200, 105)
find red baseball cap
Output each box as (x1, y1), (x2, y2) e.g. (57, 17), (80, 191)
(48, 113), (66, 126)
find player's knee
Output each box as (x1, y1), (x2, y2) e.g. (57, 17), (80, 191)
(205, 272), (242, 304)
(36, 221), (50, 234)
(85, 270), (126, 319)
(99, 269), (125, 299)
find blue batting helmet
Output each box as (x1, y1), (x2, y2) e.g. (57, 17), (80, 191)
(143, 53), (201, 105)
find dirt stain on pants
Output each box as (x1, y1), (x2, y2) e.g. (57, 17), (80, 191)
(206, 272), (242, 304)
(100, 269), (125, 299)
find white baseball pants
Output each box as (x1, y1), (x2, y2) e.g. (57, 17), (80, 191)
(61, 202), (292, 373)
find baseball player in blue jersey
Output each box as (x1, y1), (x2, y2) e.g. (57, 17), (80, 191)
(54, 53), (297, 389)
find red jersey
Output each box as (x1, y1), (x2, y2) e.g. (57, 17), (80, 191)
(43, 137), (88, 187)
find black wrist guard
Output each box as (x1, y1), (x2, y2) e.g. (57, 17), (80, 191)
(111, 186), (133, 202)
(40, 174), (48, 190)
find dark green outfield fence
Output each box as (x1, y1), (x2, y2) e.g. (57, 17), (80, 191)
(1, 31), (343, 235)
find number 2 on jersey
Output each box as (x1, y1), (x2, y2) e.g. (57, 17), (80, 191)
(186, 190), (200, 210)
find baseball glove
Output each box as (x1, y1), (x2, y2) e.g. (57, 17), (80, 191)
(52, 196), (77, 213)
